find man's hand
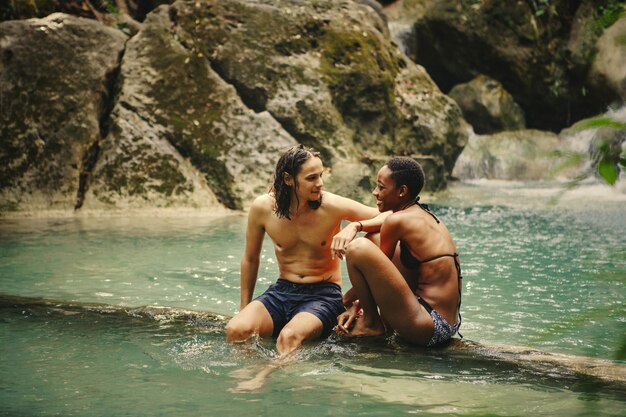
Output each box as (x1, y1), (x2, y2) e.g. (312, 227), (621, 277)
(331, 222), (360, 260)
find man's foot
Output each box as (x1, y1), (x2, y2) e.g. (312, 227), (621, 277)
(229, 374), (267, 393)
(228, 362), (279, 393)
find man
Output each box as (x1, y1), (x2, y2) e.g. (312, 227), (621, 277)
(226, 144), (378, 360)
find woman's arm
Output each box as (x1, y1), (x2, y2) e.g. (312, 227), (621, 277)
(379, 214), (403, 260)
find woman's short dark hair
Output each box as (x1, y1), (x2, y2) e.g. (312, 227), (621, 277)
(386, 157), (425, 200)
(271, 144), (321, 219)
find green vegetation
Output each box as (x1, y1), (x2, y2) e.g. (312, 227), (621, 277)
(528, 0), (552, 17)
(102, 1), (119, 16)
(572, 116), (626, 186)
(552, 114), (625, 188)
(594, 1), (625, 30)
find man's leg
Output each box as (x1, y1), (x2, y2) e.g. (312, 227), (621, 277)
(230, 312), (323, 392)
(276, 312), (324, 356)
(226, 300), (274, 342)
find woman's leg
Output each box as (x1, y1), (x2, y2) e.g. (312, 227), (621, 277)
(345, 237), (433, 345)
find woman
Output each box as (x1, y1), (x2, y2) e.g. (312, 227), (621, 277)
(332, 157), (462, 346)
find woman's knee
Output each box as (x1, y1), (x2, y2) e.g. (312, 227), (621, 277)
(346, 236), (377, 259)
(364, 232), (380, 245)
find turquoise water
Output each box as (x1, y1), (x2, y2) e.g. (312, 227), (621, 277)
(1, 182), (625, 416)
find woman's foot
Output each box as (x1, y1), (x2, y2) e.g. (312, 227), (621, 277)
(344, 316), (385, 337)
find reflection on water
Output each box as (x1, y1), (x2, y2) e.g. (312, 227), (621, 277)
(1, 181), (625, 416)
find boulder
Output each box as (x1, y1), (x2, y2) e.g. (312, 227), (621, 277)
(448, 75), (526, 134)
(0, 13), (127, 211)
(1, 0), (469, 213)
(0, 0), (174, 23)
(452, 130), (576, 181)
(588, 15), (626, 102)
(408, 0), (615, 131)
(83, 6), (296, 210)
(171, 0), (393, 160)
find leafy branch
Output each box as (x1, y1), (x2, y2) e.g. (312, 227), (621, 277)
(570, 116), (626, 186)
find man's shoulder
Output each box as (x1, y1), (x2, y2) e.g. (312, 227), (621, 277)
(250, 194), (274, 216)
(321, 191), (353, 208)
(321, 191), (376, 218)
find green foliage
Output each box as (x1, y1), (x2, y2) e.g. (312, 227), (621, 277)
(549, 149), (585, 178)
(572, 116), (626, 131)
(570, 116), (626, 186)
(529, 0), (552, 17)
(101, 1), (118, 16)
(594, 1), (625, 31)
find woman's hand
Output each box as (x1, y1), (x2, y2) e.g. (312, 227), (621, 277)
(331, 222), (361, 260)
(335, 300), (362, 334)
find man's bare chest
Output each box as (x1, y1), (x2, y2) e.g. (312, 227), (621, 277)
(265, 217), (338, 251)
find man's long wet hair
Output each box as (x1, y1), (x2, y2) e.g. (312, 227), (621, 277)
(271, 144), (321, 219)
(386, 157), (425, 200)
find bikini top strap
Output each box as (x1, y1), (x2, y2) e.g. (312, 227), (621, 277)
(416, 196), (440, 224)
(420, 252), (459, 263)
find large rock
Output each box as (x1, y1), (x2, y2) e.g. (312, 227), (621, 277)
(83, 6), (295, 210)
(408, 0), (618, 132)
(1, 0), (469, 213)
(589, 15), (626, 102)
(452, 130), (577, 181)
(168, 0), (467, 193)
(0, 13), (127, 211)
(0, 0), (174, 22)
(448, 75), (526, 134)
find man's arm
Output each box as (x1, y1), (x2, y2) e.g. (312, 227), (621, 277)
(327, 193), (390, 258)
(331, 192), (379, 223)
(239, 199), (267, 311)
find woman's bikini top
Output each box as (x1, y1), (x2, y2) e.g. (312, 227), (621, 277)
(399, 200), (463, 330)
(398, 201), (458, 270)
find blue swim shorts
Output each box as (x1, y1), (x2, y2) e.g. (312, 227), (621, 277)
(255, 278), (345, 338)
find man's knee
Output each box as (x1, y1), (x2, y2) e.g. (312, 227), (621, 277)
(276, 326), (301, 347)
(276, 323), (317, 353)
(226, 316), (255, 342)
